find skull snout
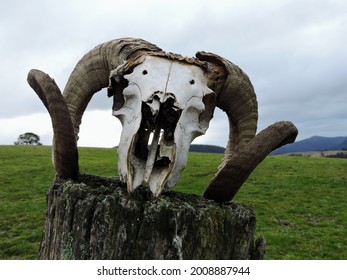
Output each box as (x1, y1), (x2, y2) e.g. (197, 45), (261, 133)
(136, 95), (182, 163)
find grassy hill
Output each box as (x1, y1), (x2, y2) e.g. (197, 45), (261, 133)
(0, 145), (346, 259)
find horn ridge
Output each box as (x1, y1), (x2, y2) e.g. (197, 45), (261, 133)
(196, 51), (258, 175)
(27, 69), (79, 179)
(63, 38), (162, 138)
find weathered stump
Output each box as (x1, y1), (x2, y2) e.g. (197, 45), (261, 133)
(38, 174), (265, 260)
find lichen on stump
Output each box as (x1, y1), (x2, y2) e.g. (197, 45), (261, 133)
(38, 174), (265, 260)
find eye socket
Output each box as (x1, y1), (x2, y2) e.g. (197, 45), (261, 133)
(143, 70), (148, 75)
(190, 79), (195, 85)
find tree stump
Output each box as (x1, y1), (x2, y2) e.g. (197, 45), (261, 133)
(38, 174), (265, 260)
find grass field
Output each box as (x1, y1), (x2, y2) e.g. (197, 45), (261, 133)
(0, 145), (346, 259)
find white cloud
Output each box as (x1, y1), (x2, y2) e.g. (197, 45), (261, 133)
(1, 0), (347, 147)
(78, 110), (121, 148)
(0, 113), (53, 145)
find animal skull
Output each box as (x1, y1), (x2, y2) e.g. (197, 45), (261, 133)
(110, 55), (215, 196)
(30, 38), (296, 203)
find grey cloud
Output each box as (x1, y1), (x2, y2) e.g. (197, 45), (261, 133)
(0, 0), (346, 146)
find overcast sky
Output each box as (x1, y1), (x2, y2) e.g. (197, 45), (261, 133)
(1, 0), (346, 148)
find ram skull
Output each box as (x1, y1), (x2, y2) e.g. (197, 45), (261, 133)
(27, 38), (298, 202)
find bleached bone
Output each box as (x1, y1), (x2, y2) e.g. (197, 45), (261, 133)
(111, 55), (214, 196)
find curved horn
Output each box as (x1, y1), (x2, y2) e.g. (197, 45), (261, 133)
(63, 38), (162, 138)
(203, 121), (298, 202)
(196, 51), (258, 159)
(27, 69), (79, 179)
(28, 38), (161, 180)
(196, 52), (298, 202)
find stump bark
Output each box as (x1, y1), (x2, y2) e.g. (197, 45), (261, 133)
(38, 174), (265, 260)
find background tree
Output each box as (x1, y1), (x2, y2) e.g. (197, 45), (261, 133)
(14, 132), (42, 146)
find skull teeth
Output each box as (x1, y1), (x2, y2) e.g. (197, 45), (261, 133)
(144, 124), (161, 181)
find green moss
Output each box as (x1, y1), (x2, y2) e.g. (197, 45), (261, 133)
(60, 234), (74, 260)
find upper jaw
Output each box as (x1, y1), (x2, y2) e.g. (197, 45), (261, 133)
(128, 96), (181, 196)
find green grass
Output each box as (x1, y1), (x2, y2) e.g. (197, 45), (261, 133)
(0, 145), (346, 259)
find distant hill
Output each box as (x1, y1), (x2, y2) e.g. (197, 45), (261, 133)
(117, 137), (347, 155)
(272, 136), (347, 155)
(189, 144), (225, 154)
(336, 138), (347, 150)
(190, 136), (347, 155)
